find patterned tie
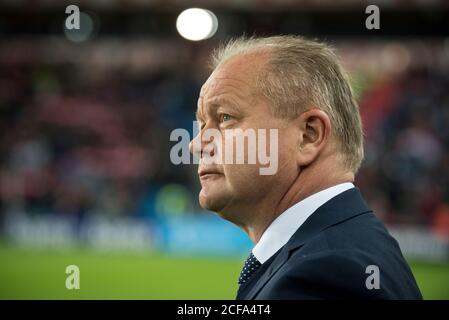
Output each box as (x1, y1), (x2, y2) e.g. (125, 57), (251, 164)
(238, 253), (262, 285)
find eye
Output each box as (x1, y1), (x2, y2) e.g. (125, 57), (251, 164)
(219, 113), (233, 123)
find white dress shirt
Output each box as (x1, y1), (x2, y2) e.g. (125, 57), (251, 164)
(252, 182), (355, 264)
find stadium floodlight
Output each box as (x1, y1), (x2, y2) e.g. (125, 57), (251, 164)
(176, 8), (218, 41)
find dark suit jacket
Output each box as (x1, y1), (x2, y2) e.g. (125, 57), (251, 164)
(236, 187), (423, 300)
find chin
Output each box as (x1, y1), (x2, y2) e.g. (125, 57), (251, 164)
(199, 190), (245, 226)
(198, 191), (228, 213)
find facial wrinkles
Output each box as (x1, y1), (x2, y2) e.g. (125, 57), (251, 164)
(197, 76), (264, 169)
(197, 76), (254, 126)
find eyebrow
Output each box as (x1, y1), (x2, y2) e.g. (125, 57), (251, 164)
(196, 97), (238, 122)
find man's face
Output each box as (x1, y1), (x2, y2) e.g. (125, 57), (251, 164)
(190, 54), (299, 224)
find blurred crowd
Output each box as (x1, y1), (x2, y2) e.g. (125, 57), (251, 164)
(357, 65), (449, 236)
(0, 39), (448, 236)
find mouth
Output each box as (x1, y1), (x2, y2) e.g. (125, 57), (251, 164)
(198, 168), (224, 180)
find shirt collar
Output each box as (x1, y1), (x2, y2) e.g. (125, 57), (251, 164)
(252, 182), (355, 263)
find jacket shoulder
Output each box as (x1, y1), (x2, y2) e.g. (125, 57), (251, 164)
(260, 213), (423, 299)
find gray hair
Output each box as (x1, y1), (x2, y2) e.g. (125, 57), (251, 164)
(210, 35), (364, 173)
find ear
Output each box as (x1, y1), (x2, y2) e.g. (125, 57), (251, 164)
(296, 108), (331, 167)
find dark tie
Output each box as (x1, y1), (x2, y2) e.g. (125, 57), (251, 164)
(238, 253), (262, 285)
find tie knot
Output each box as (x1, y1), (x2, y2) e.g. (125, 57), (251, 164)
(238, 253), (262, 285)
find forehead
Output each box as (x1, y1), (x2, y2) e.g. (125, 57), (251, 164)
(199, 53), (267, 101)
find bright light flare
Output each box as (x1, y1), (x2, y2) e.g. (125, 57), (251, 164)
(176, 8), (218, 41)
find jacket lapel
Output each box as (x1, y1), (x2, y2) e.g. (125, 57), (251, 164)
(241, 187), (372, 299)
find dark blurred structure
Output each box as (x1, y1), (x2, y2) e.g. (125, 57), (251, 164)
(0, 1), (449, 256)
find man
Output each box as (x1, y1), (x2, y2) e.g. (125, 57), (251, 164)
(189, 36), (422, 299)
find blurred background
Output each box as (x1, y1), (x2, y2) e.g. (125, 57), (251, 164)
(1, 0), (449, 299)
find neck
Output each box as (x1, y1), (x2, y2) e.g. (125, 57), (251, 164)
(241, 158), (354, 244)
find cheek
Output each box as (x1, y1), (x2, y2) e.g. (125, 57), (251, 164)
(222, 162), (277, 195)
(222, 163), (286, 202)
(276, 139), (297, 173)
(219, 129), (266, 166)
(222, 164), (258, 191)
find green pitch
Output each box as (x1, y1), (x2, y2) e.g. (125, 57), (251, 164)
(0, 243), (448, 299)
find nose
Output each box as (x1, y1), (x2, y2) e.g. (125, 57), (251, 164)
(189, 130), (216, 159)
(189, 133), (202, 157)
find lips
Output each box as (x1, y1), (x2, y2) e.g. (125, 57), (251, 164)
(198, 167), (223, 178)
